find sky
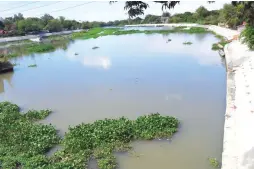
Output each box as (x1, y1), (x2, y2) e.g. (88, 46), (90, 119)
(0, 1), (231, 22)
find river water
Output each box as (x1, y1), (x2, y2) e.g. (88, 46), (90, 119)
(0, 32), (226, 169)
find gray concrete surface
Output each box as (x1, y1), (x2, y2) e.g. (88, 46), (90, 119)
(222, 40), (254, 169)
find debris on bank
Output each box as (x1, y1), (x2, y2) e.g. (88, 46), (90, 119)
(0, 61), (14, 73)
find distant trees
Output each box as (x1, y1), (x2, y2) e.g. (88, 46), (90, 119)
(40, 14), (54, 26)
(162, 12), (170, 17)
(143, 14), (161, 24)
(45, 19), (63, 32)
(13, 13), (24, 22)
(195, 6), (209, 18)
(17, 18), (43, 34)
(168, 4), (246, 27)
(0, 14), (85, 36)
(0, 21), (4, 29)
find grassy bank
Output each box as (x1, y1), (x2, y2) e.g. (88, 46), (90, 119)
(71, 27), (209, 39)
(0, 102), (179, 169)
(211, 33), (229, 51)
(0, 40), (70, 60)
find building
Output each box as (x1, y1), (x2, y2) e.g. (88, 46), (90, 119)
(0, 30), (7, 35)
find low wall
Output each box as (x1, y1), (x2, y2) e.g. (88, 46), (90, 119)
(222, 40), (254, 169)
(0, 29), (84, 43)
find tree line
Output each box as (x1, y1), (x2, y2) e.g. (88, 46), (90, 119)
(0, 13), (124, 37)
(0, 2), (253, 37)
(169, 4), (245, 28)
(0, 13), (168, 37)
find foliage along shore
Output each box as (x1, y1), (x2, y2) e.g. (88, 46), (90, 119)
(0, 101), (179, 169)
(0, 26), (210, 59)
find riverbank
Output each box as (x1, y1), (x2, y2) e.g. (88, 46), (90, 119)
(206, 25), (254, 169)
(222, 40), (254, 169)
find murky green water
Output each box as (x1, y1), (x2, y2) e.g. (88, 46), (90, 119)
(0, 32), (226, 169)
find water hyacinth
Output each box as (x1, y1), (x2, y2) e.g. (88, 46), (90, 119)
(0, 102), (179, 169)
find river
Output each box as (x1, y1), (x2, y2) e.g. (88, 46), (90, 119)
(0, 32), (225, 169)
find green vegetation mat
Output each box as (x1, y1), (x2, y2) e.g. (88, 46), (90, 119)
(0, 102), (179, 169)
(71, 27), (209, 39)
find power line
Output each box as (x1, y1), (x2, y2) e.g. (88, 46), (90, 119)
(0, 2), (39, 12)
(35, 1), (95, 17)
(6, 1), (62, 16)
(47, 1), (94, 14)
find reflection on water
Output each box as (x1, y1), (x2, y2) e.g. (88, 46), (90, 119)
(0, 39), (73, 58)
(0, 72), (13, 94)
(83, 56), (111, 69)
(66, 51), (111, 69)
(0, 33), (225, 169)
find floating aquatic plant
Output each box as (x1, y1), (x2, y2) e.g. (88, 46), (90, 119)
(0, 103), (179, 169)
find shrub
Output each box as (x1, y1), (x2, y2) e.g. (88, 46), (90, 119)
(240, 26), (254, 50)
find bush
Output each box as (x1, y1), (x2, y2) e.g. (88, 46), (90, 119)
(240, 26), (254, 50)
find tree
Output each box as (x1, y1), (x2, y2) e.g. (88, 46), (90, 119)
(232, 1), (254, 26)
(221, 4), (243, 28)
(45, 19), (63, 32)
(13, 13), (24, 22)
(17, 18), (43, 34)
(40, 14), (54, 26)
(111, 1), (180, 18)
(162, 12), (171, 17)
(0, 21), (4, 29)
(59, 16), (65, 25)
(195, 6), (209, 18)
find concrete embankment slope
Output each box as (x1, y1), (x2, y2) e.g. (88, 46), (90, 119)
(215, 29), (254, 168)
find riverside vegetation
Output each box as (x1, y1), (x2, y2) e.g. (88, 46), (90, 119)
(0, 101), (179, 169)
(211, 34), (228, 51)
